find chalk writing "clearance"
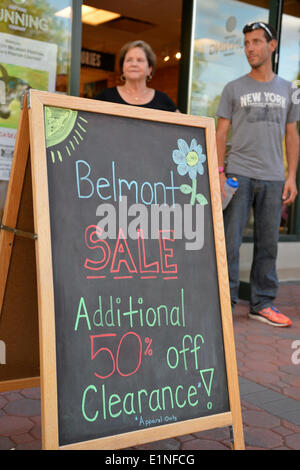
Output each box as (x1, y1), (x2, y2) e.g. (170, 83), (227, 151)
(82, 382), (205, 423)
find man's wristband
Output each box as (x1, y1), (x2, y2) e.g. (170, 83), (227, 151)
(218, 166), (224, 174)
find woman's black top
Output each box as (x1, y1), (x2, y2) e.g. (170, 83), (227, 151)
(95, 87), (177, 112)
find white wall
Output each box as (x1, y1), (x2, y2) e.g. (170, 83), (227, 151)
(239, 242), (300, 282)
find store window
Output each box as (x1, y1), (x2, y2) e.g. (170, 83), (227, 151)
(0, 0), (73, 220)
(277, 9), (300, 235)
(189, 0), (269, 118)
(188, 0), (300, 238)
(188, 0), (269, 237)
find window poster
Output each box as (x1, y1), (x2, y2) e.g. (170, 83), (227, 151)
(0, 0), (72, 181)
(189, 0), (268, 119)
(0, 33), (57, 179)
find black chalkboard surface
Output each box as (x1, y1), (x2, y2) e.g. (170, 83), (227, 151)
(26, 91), (244, 450)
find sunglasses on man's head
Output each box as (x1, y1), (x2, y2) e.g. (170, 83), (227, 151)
(242, 22), (274, 41)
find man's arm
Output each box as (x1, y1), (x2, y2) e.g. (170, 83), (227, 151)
(282, 122), (299, 205)
(216, 117), (231, 197)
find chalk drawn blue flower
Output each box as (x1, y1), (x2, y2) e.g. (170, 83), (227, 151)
(172, 138), (206, 180)
(172, 138), (208, 206)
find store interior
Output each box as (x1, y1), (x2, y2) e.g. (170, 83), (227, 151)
(79, 0), (183, 104)
(77, 0), (299, 106)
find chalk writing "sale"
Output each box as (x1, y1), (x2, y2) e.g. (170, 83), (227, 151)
(84, 225), (178, 280)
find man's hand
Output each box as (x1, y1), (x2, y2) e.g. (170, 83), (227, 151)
(219, 172), (227, 198)
(216, 117), (231, 200)
(282, 178), (298, 205)
(283, 122), (299, 205)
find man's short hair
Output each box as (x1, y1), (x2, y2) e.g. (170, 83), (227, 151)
(243, 22), (277, 42)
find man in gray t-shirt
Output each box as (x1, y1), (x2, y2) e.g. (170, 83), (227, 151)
(216, 22), (299, 327)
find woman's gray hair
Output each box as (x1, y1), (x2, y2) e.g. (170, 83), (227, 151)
(119, 40), (157, 75)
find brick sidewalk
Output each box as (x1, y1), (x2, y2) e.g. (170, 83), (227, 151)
(0, 282), (299, 450)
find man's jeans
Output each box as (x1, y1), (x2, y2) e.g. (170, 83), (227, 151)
(223, 174), (284, 312)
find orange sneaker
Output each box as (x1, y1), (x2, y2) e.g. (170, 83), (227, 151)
(249, 306), (292, 327)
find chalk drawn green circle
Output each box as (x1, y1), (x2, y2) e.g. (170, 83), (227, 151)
(207, 402), (212, 410)
(44, 106), (78, 148)
(186, 150), (199, 167)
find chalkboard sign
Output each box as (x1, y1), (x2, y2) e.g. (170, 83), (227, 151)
(26, 90), (243, 449)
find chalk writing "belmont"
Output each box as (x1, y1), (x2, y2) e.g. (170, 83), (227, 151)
(75, 160), (179, 205)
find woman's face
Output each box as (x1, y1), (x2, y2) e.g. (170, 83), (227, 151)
(122, 47), (152, 82)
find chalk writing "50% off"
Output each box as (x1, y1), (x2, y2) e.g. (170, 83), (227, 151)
(89, 332), (153, 379)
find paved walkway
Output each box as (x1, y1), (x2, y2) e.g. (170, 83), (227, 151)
(0, 282), (299, 450)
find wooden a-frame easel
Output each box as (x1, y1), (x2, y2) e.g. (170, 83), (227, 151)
(0, 90), (245, 450)
(0, 93), (39, 392)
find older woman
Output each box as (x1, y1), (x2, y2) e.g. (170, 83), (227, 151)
(95, 40), (178, 112)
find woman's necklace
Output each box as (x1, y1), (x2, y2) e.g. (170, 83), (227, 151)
(123, 87), (149, 101)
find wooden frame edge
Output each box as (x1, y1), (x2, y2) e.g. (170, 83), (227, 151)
(28, 92), (59, 450)
(206, 120), (245, 450)
(28, 89), (213, 127)
(60, 412), (233, 450)
(0, 377), (39, 393)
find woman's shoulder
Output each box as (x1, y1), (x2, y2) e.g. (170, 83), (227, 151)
(152, 90), (177, 111)
(94, 87), (120, 102)
(154, 90), (173, 101)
